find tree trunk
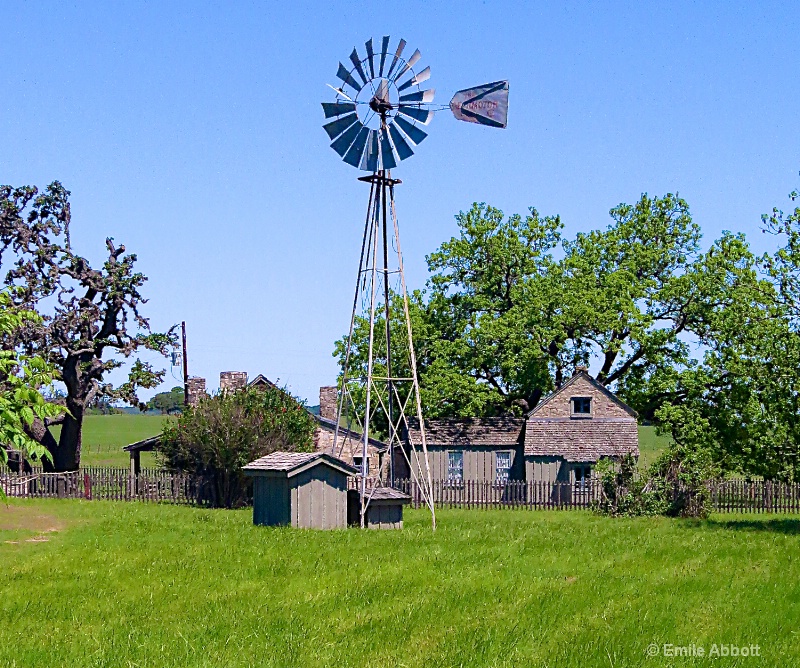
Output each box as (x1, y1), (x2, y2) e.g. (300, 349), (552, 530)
(46, 401), (84, 472)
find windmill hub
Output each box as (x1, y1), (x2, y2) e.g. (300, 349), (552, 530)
(368, 85), (393, 116)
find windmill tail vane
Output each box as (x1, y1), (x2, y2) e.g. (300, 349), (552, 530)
(322, 36), (508, 530)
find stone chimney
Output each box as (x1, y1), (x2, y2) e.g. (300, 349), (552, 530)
(574, 365), (589, 376)
(186, 377), (207, 406)
(220, 371), (248, 394)
(319, 386), (338, 421)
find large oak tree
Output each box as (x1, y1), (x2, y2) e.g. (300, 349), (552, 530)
(0, 182), (174, 471)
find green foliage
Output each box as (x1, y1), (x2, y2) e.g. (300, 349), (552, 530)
(157, 386), (315, 507)
(147, 386), (185, 414)
(3, 501), (800, 666)
(596, 445), (720, 518)
(0, 291), (63, 470)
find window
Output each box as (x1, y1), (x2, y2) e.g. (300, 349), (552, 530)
(447, 450), (464, 484)
(495, 452), (512, 484)
(574, 465), (591, 490)
(353, 456), (369, 473)
(571, 396), (592, 416)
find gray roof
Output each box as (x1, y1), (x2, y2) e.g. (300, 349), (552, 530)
(365, 487), (411, 501)
(243, 451), (358, 476)
(406, 417), (524, 447)
(524, 418), (639, 462)
(123, 435), (161, 452)
(313, 414), (387, 451)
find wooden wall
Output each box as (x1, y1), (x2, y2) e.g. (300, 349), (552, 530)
(524, 456), (570, 483)
(290, 467), (348, 529)
(410, 445), (525, 483)
(365, 502), (404, 529)
(252, 475), (290, 526)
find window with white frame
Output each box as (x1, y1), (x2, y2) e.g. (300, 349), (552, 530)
(447, 450), (464, 483)
(495, 451), (512, 484)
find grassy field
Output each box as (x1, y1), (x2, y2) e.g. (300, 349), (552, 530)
(55, 416), (672, 471)
(1, 500), (796, 667)
(51, 414), (169, 467)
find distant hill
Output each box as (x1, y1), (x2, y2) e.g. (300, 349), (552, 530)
(307, 405), (320, 416)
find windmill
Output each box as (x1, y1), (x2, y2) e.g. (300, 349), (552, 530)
(323, 36), (508, 529)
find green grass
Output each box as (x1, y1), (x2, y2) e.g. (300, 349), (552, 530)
(638, 425), (672, 468)
(1, 500), (797, 667)
(50, 414), (168, 468)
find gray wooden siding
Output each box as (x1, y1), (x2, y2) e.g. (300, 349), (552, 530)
(252, 475), (290, 527)
(290, 467), (348, 529)
(365, 503), (403, 529)
(524, 455), (569, 483)
(411, 445), (524, 482)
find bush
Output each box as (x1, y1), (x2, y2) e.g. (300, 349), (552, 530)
(157, 386), (315, 507)
(595, 446), (720, 519)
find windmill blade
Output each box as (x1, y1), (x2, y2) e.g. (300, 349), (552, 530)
(322, 101), (356, 118)
(395, 115), (428, 145)
(378, 36), (390, 76)
(388, 122), (414, 161)
(359, 129), (379, 172)
(449, 80), (509, 128)
(343, 125), (370, 167)
(399, 89), (435, 103)
(397, 105), (434, 125)
(336, 62), (362, 93)
(397, 66), (431, 92)
(330, 121), (363, 157)
(379, 127), (397, 170)
(323, 113), (359, 140)
(349, 48), (368, 85)
(326, 83), (354, 101)
(392, 49), (421, 82)
(375, 78), (389, 102)
(365, 38), (375, 79)
(386, 38), (406, 78)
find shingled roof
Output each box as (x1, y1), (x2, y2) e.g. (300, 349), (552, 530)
(243, 451), (357, 477)
(524, 418), (639, 462)
(406, 417), (524, 447)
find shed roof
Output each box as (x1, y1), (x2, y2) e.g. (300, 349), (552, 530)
(406, 417), (524, 447)
(527, 370), (638, 418)
(365, 487), (411, 501)
(243, 451), (358, 477)
(524, 418), (639, 462)
(123, 435), (161, 453)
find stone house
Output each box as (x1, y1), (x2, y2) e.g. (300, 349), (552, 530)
(401, 368), (638, 487)
(524, 368), (639, 486)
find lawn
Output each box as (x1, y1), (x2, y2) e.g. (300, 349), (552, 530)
(1, 500), (796, 667)
(51, 414), (169, 467)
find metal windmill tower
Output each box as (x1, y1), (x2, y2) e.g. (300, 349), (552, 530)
(322, 36), (508, 529)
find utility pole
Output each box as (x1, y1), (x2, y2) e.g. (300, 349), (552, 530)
(181, 321), (189, 407)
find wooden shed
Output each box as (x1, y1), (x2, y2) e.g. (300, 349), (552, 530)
(362, 487), (410, 529)
(243, 451), (357, 529)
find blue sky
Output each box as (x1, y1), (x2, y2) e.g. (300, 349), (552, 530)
(2, 1), (799, 404)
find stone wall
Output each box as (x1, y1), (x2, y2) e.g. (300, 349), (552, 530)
(314, 425), (382, 476)
(531, 371), (633, 419)
(186, 377), (207, 406)
(220, 371), (248, 394)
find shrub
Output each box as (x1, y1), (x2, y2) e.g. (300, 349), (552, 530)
(157, 386), (315, 507)
(595, 446), (720, 519)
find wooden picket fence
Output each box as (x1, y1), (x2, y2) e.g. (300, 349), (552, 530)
(394, 478), (800, 513)
(0, 467), (219, 506)
(3, 469), (800, 514)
